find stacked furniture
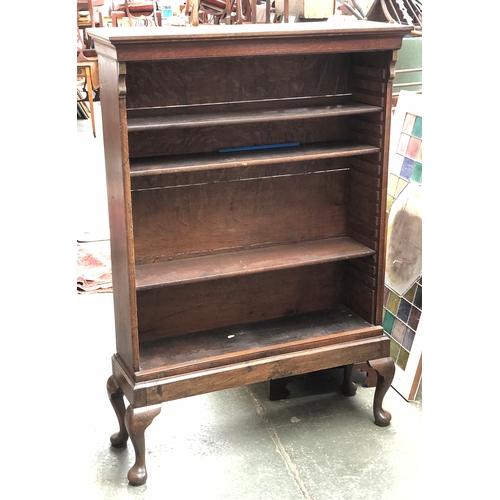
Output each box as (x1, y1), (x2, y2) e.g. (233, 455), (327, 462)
(89, 21), (412, 486)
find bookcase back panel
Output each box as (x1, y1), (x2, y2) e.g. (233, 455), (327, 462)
(136, 262), (346, 341)
(131, 156), (350, 191)
(132, 169), (349, 264)
(125, 54), (351, 109)
(128, 116), (352, 158)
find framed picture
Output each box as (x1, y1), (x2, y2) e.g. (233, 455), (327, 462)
(382, 90), (422, 401)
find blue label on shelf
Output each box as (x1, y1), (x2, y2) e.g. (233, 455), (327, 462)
(219, 143), (300, 153)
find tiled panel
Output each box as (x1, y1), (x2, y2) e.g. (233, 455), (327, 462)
(384, 109), (422, 370)
(392, 111), (423, 190)
(383, 278), (421, 368)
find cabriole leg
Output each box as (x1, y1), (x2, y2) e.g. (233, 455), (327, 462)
(106, 375), (129, 448)
(269, 377), (291, 401)
(341, 364), (358, 396)
(367, 357), (395, 427)
(125, 405), (162, 486)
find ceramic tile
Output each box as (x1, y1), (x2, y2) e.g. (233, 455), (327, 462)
(397, 298), (412, 322)
(403, 282), (417, 303)
(412, 115), (422, 138)
(414, 284), (422, 310)
(392, 319), (406, 344)
(408, 306), (421, 331)
(402, 328), (415, 351)
(388, 173), (399, 197)
(382, 310), (396, 334)
(400, 156), (414, 180)
(397, 347), (409, 370)
(390, 338), (400, 360)
(386, 195), (394, 213)
(406, 137), (421, 160)
(402, 113), (416, 135)
(397, 133), (411, 156)
(387, 292), (400, 315)
(384, 286), (390, 305)
(411, 161), (422, 184)
(394, 177), (408, 198)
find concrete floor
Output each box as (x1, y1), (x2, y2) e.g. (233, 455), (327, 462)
(77, 104), (422, 500)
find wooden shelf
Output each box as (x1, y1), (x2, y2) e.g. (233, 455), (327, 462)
(127, 101), (383, 132)
(135, 236), (375, 290)
(138, 307), (382, 380)
(130, 141), (380, 190)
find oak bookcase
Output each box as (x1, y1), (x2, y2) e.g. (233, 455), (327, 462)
(89, 21), (412, 486)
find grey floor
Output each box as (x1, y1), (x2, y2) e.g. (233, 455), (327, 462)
(76, 103), (422, 500)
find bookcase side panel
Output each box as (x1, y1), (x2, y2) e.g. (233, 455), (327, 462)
(98, 56), (140, 373)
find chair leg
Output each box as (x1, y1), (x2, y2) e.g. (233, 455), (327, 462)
(84, 66), (96, 137)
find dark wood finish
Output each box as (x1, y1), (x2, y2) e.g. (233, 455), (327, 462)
(106, 375), (129, 447)
(341, 364), (358, 396)
(134, 238), (375, 288)
(355, 361), (379, 387)
(124, 404), (162, 486)
(367, 357), (396, 426)
(269, 377), (292, 401)
(88, 22), (411, 486)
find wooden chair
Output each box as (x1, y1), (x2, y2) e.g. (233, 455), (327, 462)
(77, 1), (105, 47)
(190, 0), (281, 25)
(365, 0), (422, 30)
(77, 19), (100, 137)
(111, 1), (161, 27)
(195, 0), (242, 24)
